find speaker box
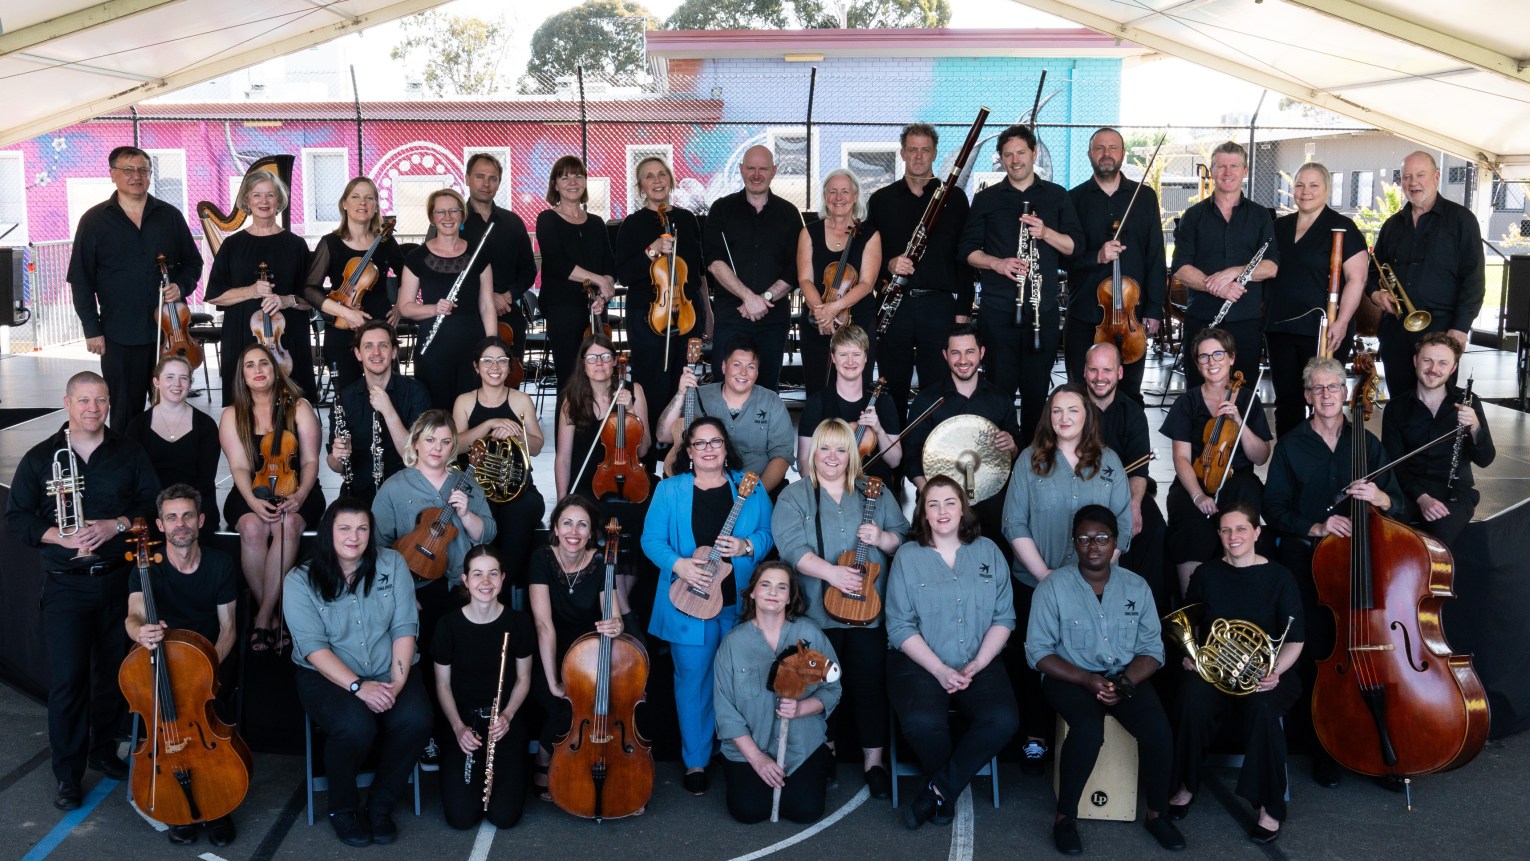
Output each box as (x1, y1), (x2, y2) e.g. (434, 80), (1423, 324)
(1507, 255), (1530, 333)
(0, 248), (21, 327)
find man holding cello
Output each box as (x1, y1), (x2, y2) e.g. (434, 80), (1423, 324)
(123, 484), (241, 846)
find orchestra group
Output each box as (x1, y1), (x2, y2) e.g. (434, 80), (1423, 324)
(3, 119), (1494, 855)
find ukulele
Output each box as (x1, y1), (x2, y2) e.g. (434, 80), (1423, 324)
(822, 477), (886, 626)
(393, 468), (473, 581)
(669, 472), (759, 620)
(662, 337), (705, 477)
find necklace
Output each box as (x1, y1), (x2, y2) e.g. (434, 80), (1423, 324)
(555, 549), (590, 595)
(158, 407), (193, 441)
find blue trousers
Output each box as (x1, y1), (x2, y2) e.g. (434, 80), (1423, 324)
(668, 605), (738, 769)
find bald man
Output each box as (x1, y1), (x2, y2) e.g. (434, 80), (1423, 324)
(703, 145), (804, 391)
(1369, 151), (1483, 395)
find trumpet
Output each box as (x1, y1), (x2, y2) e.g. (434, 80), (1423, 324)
(45, 428), (94, 560)
(1369, 251), (1431, 332)
(1162, 603), (1293, 696)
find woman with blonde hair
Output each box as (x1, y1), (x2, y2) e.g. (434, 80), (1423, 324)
(304, 176), (403, 390)
(124, 354), (221, 526)
(796, 168), (882, 395)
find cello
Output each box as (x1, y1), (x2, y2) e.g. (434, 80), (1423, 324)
(250, 262), (294, 376)
(1310, 351), (1488, 793)
(1192, 370), (1245, 496)
(1092, 219), (1146, 364)
(549, 518), (653, 821)
(328, 215), (397, 330)
(119, 519), (253, 826)
(155, 254), (204, 371)
(591, 356), (651, 503)
(646, 204), (697, 371)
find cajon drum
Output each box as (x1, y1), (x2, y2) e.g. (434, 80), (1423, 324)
(1053, 714), (1139, 822)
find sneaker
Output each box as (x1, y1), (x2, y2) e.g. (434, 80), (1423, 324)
(328, 810), (371, 848)
(901, 782), (937, 831)
(932, 791), (955, 826)
(1021, 739), (1049, 776)
(419, 737), (440, 772)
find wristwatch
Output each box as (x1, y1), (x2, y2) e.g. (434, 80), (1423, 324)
(349, 678), (363, 694)
(115, 519), (127, 534)
(645, 246), (658, 260)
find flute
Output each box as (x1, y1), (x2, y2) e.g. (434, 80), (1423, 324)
(420, 223), (494, 355)
(482, 631), (510, 811)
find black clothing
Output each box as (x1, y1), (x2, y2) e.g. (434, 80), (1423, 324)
(712, 315), (792, 395)
(430, 607), (536, 722)
(534, 210), (615, 391)
(1372, 196), (1486, 334)
(1066, 176), (1167, 325)
(1264, 419), (1408, 540)
(462, 205), (536, 385)
(128, 547), (240, 646)
(1382, 385), (1493, 545)
(692, 483), (736, 605)
(796, 384), (902, 488)
(1170, 194), (1279, 326)
(405, 243), (492, 409)
(526, 546), (604, 663)
(615, 206), (707, 411)
(1160, 385), (1271, 473)
(1046, 675), (1172, 820)
(1266, 208), (1366, 338)
(904, 376), (1021, 482)
(327, 373), (431, 498)
(223, 474), (325, 531)
(825, 626), (889, 751)
(977, 309), (1062, 444)
(122, 408), (221, 527)
(205, 229), (317, 406)
(1267, 332), (1354, 440)
(1186, 559), (1305, 644)
(465, 394), (546, 584)
(724, 744), (833, 825)
(1064, 316), (1146, 404)
(302, 232), (404, 389)
(68, 193), (202, 345)
(704, 190), (802, 391)
(866, 177), (970, 298)
(800, 219), (879, 396)
(1098, 394), (1168, 608)
(295, 667), (432, 816)
(877, 290), (960, 420)
(1161, 386), (1271, 565)
(1099, 395), (1153, 489)
(99, 341), (157, 432)
(888, 651), (1018, 801)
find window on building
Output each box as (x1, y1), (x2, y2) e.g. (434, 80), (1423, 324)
(1330, 172), (1344, 207)
(626, 144), (673, 216)
(1353, 171), (1375, 208)
(302, 148), (350, 233)
(767, 127), (814, 210)
(0, 152), (28, 245)
(843, 144), (900, 196)
(1447, 166), (1470, 184)
(1492, 177), (1527, 213)
(462, 148), (513, 210)
(145, 149), (187, 218)
(392, 176), (445, 238)
(586, 178), (611, 222)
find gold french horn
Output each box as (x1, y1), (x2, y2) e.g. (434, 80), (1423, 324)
(468, 436), (530, 503)
(1162, 603), (1293, 696)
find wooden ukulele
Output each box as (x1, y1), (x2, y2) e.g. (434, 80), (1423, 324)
(392, 468), (473, 581)
(822, 477), (886, 626)
(668, 472), (759, 620)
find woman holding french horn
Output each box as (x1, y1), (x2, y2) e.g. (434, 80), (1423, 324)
(1167, 503), (1304, 845)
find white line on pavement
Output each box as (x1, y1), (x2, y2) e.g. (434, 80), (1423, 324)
(726, 785), (872, 861)
(947, 787), (974, 861)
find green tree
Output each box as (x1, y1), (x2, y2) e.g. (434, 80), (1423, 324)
(1355, 182), (1405, 245)
(390, 11), (513, 96)
(664, 0), (949, 29)
(842, 0), (951, 28)
(523, 0), (658, 93)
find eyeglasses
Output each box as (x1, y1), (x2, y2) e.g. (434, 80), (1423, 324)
(1195, 350), (1228, 365)
(1307, 383), (1345, 395)
(478, 356), (511, 367)
(690, 438), (725, 451)
(1073, 534), (1113, 547)
(112, 166), (151, 177)
(583, 353), (616, 365)
(431, 208), (463, 218)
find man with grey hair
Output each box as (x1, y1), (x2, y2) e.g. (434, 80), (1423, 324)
(1170, 141), (1278, 387)
(1369, 150), (1484, 394)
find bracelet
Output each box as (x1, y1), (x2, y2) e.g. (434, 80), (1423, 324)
(1192, 492), (1206, 503)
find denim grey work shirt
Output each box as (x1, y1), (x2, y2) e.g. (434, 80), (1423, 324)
(885, 537), (1015, 669)
(771, 479), (910, 630)
(1025, 562), (1162, 675)
(714, 616), (841, 774)
(284, 549), (419, 679)
(1001, 446), (1133, 586)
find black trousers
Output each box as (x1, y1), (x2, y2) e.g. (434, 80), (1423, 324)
(102, 339), (155, 430)
(1413, 500), (1475, 548)
(977, 305), (1062, 444)
(295, 667), (432, 815)
(825, 625), (889, 751)
(415, 342), (479, 413)
(1172, 671), (1300, 821)
(711, 308), (791, 392)
(799, 307), (876, 398)
(1273, 536), (1334, 762)
(1267, 332), (1355, 440)
(1121, 492), (1171, 616)
(1063, 316), (1146, 404)
(1181, 314), (1261, 390)
(1377, 314), (1461, 397)
(877, 292), (958, 422)
(438, 711), (528, 830)
(42, 569), (130, 783)
(888, 651), (1018, 800)
(626, 312), (689, 422)
(1003, 580), (1052, 741)
(1044, 675), (1172, 819)
(543, 307), (589, 394)
(488, 487), (546, 592)
(723, 743), (833, 824)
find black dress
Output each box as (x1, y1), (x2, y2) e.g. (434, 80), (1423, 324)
(206, 230), (316, 406)
(1160, 386), (1272, 566)
(122, 407), (222, 528)
(534, 209), (615, 391)
(405, 242), (491, 410)
(222, 400), (327, 530)
(614, 206), (706, 413)
(303, 232), (403, 391)
(526, 545), (604, 751)
(796, 384), (902, 489)
(800, 219), (878, 396)
(466, 393), (545, 586)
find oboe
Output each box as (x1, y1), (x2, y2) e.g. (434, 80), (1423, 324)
(333, 405), (354, 496)
(1446, 376), (1474, 502)
(481, 631), (510, 811)
(1210, 240), (1269, 328)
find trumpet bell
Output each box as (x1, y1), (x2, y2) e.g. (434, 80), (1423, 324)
(1403, 310), (1432, 333)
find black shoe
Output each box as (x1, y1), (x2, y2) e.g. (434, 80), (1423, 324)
(1021, 739), (1049, 776)
(207, 816), (237, 847)
(87, 753), (129, 781)
(328, 810), (372, 848)
(825, 757), (838, 789)
(683, 769), (708, 796)
(1312, 756), (1343, 788)
(1053, 817), (1083, 855)
(368, 806), (398, 845)
(53, 780), (82, 811)
(863, 765), (891, 800)
(1166, 801), (1191, 821)
(1374, 775), (1407, 793)
(1249, 824), (1281, 845)
(167, 824), (198, 845)
(901, 782), (937, 831)
(1145, 816), (1186, 851)
(419, 737), (440, 773)
(932, 791), (955, 826)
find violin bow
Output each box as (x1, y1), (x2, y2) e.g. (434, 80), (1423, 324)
(570, 373), (627, 495)
(862, 397), (944, 469)
(1212, 366), (1265, 506)
(1112, 133), (1167, 243)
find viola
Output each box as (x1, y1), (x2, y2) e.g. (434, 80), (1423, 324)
(669, 472), (759, 620)
(818, 220), (859, 332)
(251, 389), (298, 501)
(250, 262), (294, 376)
(494, 320), (526, 390)
(822, 477), (886, 626)
(583, 279), (613, 342)
(1092, 219), (1146, 364)
(393, 468), (473, 581)
(1310, 351), (1488, 783)
(119, 519), (252, 826)
(328, 215), (396, 330)
(1192, 370), (1245, 496)
(646, 203), (697, 338)
(662, 337), (705, 478)
(591, 356), (651, 504)
(855, 377), (887, 459)
(548, 518), (653, 821)
(155, 254), (205, 371)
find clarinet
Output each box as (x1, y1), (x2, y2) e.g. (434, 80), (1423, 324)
(333, 404), (354, 496)
(1446, 376), (1474, 502)
(371, 408), (384, 490)
(1015, 202), (1043, 350)
(1210, 240), (1269, 328)
(481, 632), (510, 811)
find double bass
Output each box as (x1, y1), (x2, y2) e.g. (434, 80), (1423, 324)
(155, 254), (204, 371)
(549, 518), (653, 821)
(119, 520), (252, 826)
(591, 356), (650, 503)
(1310, 351), (1488, 791)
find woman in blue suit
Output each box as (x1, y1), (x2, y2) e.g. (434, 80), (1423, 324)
(642, 415), (774, 796)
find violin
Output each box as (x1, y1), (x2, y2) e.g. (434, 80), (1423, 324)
(250, 262), (294, 376)
(119, 519), (252, 826)
(662, 338), (705, 478)
(822, 477), (886, 626)
(328, 215), (396, 330)
(583, 279), (613, 342)
(1092, 219), (1146, 364)
(1192, 370), (1245, 496)
(647, 204), (697, 338)
(549, 518), (653, 821)
(393, 468), (473, 581)
(854, 377), (887, 459)
(1310, 351), (1488, 783)
(591, 356), (651, 504)
(252, 389), (298, 501)
(819, 220), (859, 332)
(155, 254), (205, 371)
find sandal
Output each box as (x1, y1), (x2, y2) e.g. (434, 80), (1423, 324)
(533, 761), (552, 802)
(276, 627), (292, 654)
(249, 627), (271, 653)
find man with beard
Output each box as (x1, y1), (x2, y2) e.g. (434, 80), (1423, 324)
(461, 153), (538, 366)
(1066, 128), (1166, 402)
(1381, 333), (1494, 547)
(124, 484), (240, 846)
(326, 321), (430, 505)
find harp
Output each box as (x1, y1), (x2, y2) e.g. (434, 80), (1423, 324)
(197, 155), (295, 255)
